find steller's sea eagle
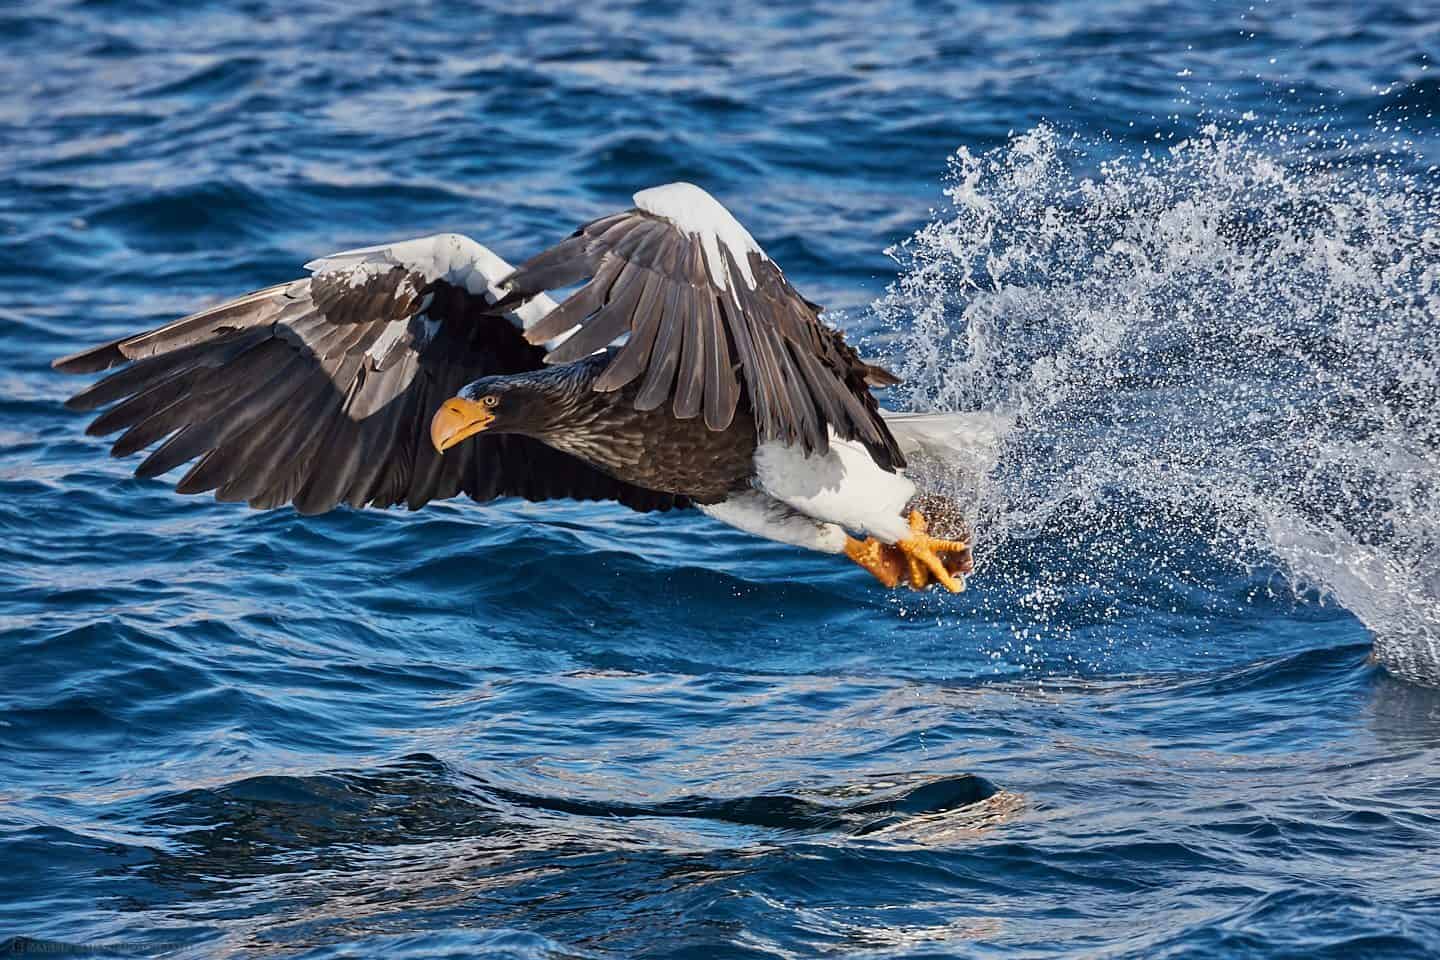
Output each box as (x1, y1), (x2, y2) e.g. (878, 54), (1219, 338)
(54, 183), (974, 591)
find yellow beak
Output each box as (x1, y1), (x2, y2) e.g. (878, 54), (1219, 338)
(430, 397), (494, 453)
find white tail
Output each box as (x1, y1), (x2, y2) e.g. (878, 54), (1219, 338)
(880, 409), (1014, 469)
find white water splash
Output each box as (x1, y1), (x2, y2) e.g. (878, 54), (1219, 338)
(879, 122), (1440, 683)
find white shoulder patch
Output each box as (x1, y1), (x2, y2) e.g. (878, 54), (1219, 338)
(633, 182), (768, 292)
(303, 233), (557, 332)
(752, 434), (916, 544)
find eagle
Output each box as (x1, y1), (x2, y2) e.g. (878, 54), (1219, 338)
(54, 183), (973, 591)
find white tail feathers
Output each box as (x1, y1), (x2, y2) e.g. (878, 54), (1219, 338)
(881, 409), (1014, 470)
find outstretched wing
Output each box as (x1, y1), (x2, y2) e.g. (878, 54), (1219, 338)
(54, 234), (685, 515)
(496, 183), (906, 470)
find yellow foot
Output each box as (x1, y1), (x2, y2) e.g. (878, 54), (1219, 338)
(845, 510), (972, 593)
(844, 535), (906, 588)
(896, 510), (970, 593)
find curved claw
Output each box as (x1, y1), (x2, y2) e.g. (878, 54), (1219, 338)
(896, 510), (970, 593)
(844, 510), (972, 592)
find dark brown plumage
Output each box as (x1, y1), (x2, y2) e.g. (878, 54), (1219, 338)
(455, 352), (758, 504)
(496, 208), (905, 470)
(54, 265), (685, 515)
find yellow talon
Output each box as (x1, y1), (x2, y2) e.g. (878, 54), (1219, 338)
(845, 509), (971, 593)
(895, 510), (970, 593)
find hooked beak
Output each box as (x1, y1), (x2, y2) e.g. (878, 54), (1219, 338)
(430, 397), (494, 453)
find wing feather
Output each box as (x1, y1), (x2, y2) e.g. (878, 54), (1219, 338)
(171, 352), (317, 494)
(500, 197), (904, 469)
(595, 269), (664, 392)
(699, 292), (739, 431)
(56, 235), (687, 515)
(521, 254), (623, 344)
(634, 282), (684, 411)
(671, 284), (705, 420)
(87, 366), (205, 437)
(544, 262), (646, 364)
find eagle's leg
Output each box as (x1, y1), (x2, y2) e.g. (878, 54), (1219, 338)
(896, 510), (970, 593)
(844, 535), (907, 588)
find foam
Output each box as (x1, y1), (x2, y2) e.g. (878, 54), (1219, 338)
(877, 121), (1440, 683)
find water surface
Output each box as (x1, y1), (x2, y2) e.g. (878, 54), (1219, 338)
(3, 1), (1439, 957)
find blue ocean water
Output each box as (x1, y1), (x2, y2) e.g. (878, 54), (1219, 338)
(4, 1), (1440, 956)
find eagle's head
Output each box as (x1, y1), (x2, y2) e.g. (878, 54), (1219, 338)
(430, 374), (564, 452)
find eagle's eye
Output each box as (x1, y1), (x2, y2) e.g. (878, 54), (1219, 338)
(482, 394), (499, 407)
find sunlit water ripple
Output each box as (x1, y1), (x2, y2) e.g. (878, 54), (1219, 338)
(3, 2), (1439, 958)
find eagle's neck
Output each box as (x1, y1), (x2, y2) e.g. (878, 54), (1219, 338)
(537, 399), (646, 473)
(520, 358), (649, 474)
(503, 353), (757, 502)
